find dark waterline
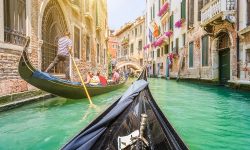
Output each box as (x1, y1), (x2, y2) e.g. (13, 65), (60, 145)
(0, 78), (249, 150)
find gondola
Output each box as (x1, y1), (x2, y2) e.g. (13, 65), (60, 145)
(18, 38), (126, 99)
(61, 69), (188, 150)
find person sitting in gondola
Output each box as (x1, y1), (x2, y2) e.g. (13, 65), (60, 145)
(45, 31), (72, 80)
(97, 71), (107, 86)
(84, 72), (93, 85)
(89, 73), (100, 86)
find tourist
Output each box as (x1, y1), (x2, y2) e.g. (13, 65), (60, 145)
(112, 69), (120, 83)
(97, 71), (107, 86)
(84, 72), (92, 84)
(45, 31), (72, 80)
(89, 72), (100, 86)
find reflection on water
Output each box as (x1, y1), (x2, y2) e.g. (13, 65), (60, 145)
(0, 78), (250, 150)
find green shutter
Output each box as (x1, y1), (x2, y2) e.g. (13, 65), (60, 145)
(157, 49), (160, 57)
(202, 36), (208, 66)
(189, 42), (193, 68)
(164, 44), (169, 54)
(181, 0), (186, 19)
(153, 4), (155, 18)
(170, 14), (173, 30)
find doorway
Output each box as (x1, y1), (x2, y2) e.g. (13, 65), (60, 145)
(219, 49), (230, 84)
(41, 0), (68, 74)
(217, 32), (231, 84)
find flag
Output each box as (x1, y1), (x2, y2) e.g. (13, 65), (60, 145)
(153, 22), (160, 37)
(149, 29), (152, 42)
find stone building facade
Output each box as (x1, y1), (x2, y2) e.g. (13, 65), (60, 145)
(113, 17), (146, 71)
(0, 0), (108, 96)
(145, 0), (243, 86)
(108, 30), (118, 59)
(238, 0), (250, 83)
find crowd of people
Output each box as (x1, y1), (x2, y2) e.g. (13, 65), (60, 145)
(84, 69), (122, 86)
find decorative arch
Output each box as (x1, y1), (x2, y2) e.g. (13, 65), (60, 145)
(41, 0), (68, 73)
(215, 31), (231, 50)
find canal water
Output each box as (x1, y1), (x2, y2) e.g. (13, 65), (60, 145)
(0, 78), (250, 150)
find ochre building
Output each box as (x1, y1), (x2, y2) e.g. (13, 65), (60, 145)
(0, 0), (108, 96)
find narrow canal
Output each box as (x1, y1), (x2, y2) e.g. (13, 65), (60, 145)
(0, 78), (250, 150)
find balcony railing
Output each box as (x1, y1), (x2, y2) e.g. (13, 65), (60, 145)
(4, 27), (26, 46)
(201, 0), (235, 25)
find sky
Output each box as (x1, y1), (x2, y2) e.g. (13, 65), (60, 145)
(107, 0), (146, 30)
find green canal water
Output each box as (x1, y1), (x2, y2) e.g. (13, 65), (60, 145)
(0, 78), (250, 150)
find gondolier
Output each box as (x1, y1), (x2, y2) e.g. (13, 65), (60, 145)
(45, 31), (72, 80)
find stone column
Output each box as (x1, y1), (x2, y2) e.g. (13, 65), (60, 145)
(211, 38), (219, 80)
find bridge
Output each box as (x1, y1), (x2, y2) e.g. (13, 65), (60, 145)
(115, 56), (143, 71)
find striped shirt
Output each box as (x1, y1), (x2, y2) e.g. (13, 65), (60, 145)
(57, 36), (72, 56)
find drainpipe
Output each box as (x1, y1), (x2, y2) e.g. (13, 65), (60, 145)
(236, 0), (240, 79)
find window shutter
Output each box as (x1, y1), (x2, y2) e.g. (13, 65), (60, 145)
(188, 0), (194, 27)
(176, 38), (179, 55)
(157, 49), (160, 57)
(202, 36), (209, 66)
(170, 14), (174, 30)
(189, 42), (194, 67)
(198, 0), (203, 21)
(247, 0), (250, 25)
(181, 0), (186, 19)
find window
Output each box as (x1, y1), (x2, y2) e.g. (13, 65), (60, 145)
(151, 7), (153, 21)
(97, 44), (100, 63)
(124, 49), (128, 56)
(175, 38), (179, 55)
(159, 0), (161, 11)
(246, 49), (250, 63)
(138, 40), (142, 51)
(140, 25), (142, 35)
(182, 34), (186, 46)
(135, 28), (137, 37)
(153, 4), (155, 18)
(161, 48), (164, 56)
(181, 0), (186, 19)
(86, 36), (90, 61)
(169, 14), (174, 30)
(247, 0), (250, 25)
(96, 1), (99, 26)
(171, 41), (174, 52)
(164, 44), (169, 54)
(130, 44), (134, 55)
(202, 35), (209, 66)
(157, 48), (160, 57)
(188, 0), (194, 27)
(189, 42), (194, 68)
(198, 0), (203, 21)
(74, 27), (80, 58)
(4, 0), (26, 45)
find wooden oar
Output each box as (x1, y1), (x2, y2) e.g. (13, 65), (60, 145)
(70, 54), (94, 107)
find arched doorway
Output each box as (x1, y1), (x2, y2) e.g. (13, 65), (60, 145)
(41, 0), (68, 74)
(217, 32), (231, 84)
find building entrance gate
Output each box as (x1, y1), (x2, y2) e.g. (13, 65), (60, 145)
(41, 0), (68, 74)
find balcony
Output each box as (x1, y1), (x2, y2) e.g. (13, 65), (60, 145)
(201, 0), (235, 26)
(121, 38), (129, 48)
